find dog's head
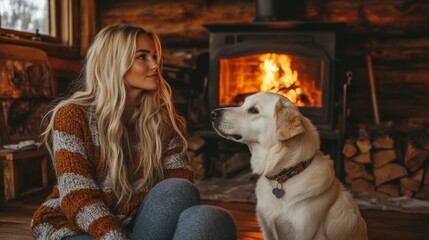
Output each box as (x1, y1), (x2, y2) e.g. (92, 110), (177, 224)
(211, 92), (306, 146)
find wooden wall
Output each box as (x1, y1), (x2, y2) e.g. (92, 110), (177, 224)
(97, 0), (429, 134)
(305, 0), (429, 134)
(97, 0), (254, 47)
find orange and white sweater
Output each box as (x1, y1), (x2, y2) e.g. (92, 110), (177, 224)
(31, 104), (193, 240)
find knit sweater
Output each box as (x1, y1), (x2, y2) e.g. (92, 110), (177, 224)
(31, 104), (193, 240)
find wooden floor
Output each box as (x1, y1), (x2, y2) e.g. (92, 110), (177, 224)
(1, 195), (429, 239)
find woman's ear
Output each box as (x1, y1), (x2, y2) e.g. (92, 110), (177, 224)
(275, 99), (304, 141)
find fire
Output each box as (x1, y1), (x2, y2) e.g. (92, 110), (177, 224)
(259, 54), (303, 105)
(219, 53), (322, 107)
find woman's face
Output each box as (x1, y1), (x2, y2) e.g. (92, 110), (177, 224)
(124, 34), (159, 93)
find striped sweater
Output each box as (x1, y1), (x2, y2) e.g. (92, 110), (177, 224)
(31, 104), (193, 240)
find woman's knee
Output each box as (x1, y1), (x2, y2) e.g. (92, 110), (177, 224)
(182, 205), (236, 226)
(131, 179), (201, 238)
(152, 178), (200, 200)
(175, 205), (237, 240)
(139, 178), (200, 214)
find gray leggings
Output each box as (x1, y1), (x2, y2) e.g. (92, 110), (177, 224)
(65, 178), (237, 240)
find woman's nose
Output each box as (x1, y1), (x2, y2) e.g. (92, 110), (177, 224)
(150, 60), (158, 70)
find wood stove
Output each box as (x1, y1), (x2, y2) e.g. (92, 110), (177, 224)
(198, 21), (348, 178)
(204, 21), (345, 135)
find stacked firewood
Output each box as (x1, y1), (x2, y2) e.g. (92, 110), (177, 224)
(186, 135), (252, 179)
(343, 122), (429, 199)
(187, 135), (206, 180)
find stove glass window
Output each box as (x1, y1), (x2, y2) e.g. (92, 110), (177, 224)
(219, 53), (323, 107)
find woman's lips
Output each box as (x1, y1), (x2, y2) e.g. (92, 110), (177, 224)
(146, 75), (159, 80)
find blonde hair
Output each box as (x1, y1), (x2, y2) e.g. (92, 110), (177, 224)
(42, 24), (188, 206)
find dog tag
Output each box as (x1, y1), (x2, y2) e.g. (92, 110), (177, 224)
(272, 188), (285, 198)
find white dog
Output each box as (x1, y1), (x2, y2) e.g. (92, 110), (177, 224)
(211, 92), (367, 240)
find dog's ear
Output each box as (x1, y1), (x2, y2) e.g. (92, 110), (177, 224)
(275, 99), (304, 140)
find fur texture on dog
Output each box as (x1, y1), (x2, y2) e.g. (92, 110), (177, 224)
(211, 92), (367, 240)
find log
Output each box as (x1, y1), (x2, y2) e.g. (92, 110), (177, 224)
(344, 159), (374, 181)
(404, 131), (429, 171)
(186, 151), (205, 180)
(187, 135), (206, 152)
(222, 152), (250, 177)
(342, 138), (358, 158)
(344, 175), (353, 185)
(370, 38), (429, 63)
(308, 0), (429, 36)
(353, 152), (372, 164)
(373, 136), (395, 149)
(415, 185), (429, 199)
(377, 183), (400, 197)
(345, 177), (375, 193)
(356, 139), (372, 153)
(356, 124), (372, 153)
(374, 163), (408, 186)
(372, 149), (397, 168)
(405, 147), (428, 171)
(400, 185), (415, 198)
(98, 0), (254, 45)
(372, 121), (395, 149)
(400, 168), (424, 192)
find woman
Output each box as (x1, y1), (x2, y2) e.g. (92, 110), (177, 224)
(31, 24), (236, 240)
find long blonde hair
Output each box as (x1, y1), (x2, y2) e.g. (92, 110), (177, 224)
(42, 24), (188, 206)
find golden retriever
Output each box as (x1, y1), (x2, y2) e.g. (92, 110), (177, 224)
(211, 92), (367, 240)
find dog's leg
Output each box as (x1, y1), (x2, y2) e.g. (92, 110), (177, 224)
(271, 223), (281, 240)
(257, 211), (276, 240)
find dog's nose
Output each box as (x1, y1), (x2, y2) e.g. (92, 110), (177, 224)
(211, 109), (221, 120)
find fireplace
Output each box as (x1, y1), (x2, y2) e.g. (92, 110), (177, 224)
(204, 21), (345, 134)
(198, 21), (348, 178)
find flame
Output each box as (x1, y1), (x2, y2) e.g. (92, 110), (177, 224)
(259, 54), (306, 106)
(219, 53), (322, 107)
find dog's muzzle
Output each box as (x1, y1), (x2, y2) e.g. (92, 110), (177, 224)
(211, 109), (242, 140)
(211, 109), (221, 122)
(211, 109), (224, 131)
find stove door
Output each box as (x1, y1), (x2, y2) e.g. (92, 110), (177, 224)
(210, 43), (334, 130)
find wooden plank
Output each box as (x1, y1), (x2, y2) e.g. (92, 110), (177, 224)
(361, 210), (429, 240)
(371, 38), (429, 63)
(97, 0), (254, 45)
(307, 0), (429, 36)
(2, 158), (16, 201)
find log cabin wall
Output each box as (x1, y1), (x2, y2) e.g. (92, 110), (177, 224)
(97, 0), (429, 135)
(305, 0), (429, 134)
(97, 0), (255, 48)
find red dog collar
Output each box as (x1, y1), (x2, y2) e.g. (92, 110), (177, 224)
(266, 158), (313, 183)
(265, 158), (313, 198)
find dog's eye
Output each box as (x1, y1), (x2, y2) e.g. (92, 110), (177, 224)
(248, 107), (259, 114)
